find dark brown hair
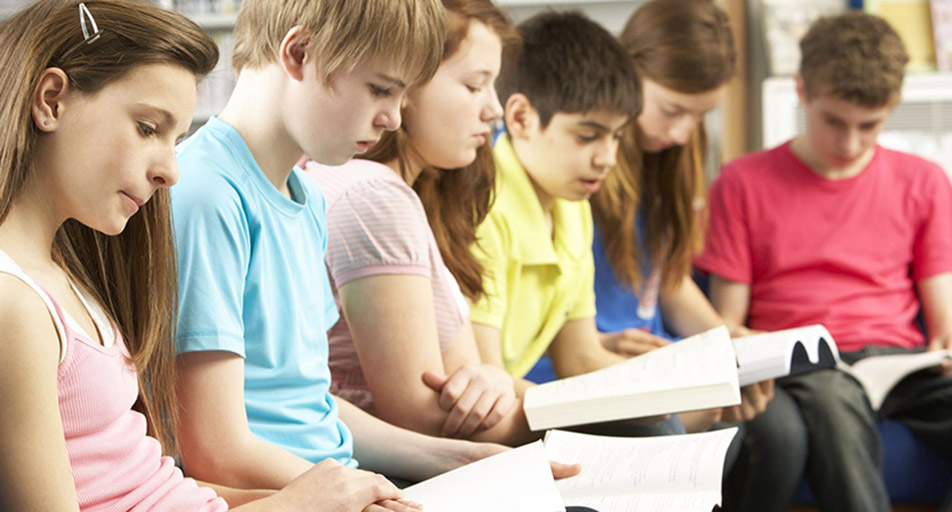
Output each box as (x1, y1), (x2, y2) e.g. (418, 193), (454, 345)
(363, 0), (519, 301)
(800, 11), (908, 107)
(592, 0), (734, 291)
(497, 10), (641, 128)
(0, 0), (218, 456)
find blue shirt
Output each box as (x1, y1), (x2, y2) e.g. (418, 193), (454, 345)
(172, 117), (354, 466)
(592, 217), (675, 340)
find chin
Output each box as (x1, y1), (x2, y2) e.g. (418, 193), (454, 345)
(92, 219), (129, 237)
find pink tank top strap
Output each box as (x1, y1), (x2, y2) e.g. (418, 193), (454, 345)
(0, 249), (72, 363)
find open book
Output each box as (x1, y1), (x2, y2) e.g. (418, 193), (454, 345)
(403, 441), (564, 512)
(841, 350), (952, 410)
(546, 428), (738, 512)
(733, 325), (840, 387)
(403, 428), (739, 512)
(523, 326), (741, 431)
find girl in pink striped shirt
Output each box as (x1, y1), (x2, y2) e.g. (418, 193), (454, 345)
(0, 1), (409, 511)
(308, 0), (571, 451)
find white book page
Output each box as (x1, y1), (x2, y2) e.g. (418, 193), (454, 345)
(403, 441), (565, 512)
(734, 325), (837, 386)
(544, 428), (739, 512)
(526, 326), (735, 408)
(842, 350), (952, 410)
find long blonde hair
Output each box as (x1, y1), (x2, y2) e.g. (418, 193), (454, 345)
(591, 0), (734, 291)
(0, 0), (218, 456)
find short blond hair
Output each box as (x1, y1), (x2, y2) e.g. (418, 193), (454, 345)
(232, 0), (445, 84)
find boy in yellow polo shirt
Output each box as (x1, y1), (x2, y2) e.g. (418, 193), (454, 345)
(471, 12), (672, 437)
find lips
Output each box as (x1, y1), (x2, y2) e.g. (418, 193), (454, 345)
(121, 191), (145, 212)
(579, 178), (602, 194)
(355, 138), (380, 154)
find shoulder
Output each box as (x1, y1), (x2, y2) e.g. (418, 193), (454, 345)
(719, 145), (787, 182)
(306, 159), (412, 206)
(876, 147), (948, 185)
(0, 275), (61, 368)
(321, 165), (424, 222)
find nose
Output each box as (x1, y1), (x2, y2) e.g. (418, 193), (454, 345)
(150, 146), (179, 188)
(376, 96), (403, 132)
(840, 129), (862, 158)
(481, 86), (504, 123)
(593, 137), (619, 169)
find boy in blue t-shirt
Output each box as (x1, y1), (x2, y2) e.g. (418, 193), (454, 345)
(171, 0), (511, 496)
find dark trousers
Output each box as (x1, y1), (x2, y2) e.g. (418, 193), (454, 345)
(722, 388), (809, 512)
(728, 345), (952, 512)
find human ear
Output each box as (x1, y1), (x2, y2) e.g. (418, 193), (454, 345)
(31, 68), (70, 132)
(794, 73), (809, 106)
(504, 93), (539, 140)
(279, 26), (312, 81)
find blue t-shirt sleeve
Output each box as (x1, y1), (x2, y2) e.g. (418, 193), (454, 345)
(172, 168), (251, 357)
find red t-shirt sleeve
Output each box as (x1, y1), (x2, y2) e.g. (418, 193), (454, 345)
(912, 163), (952, 281)
(696, 165), (754, 284)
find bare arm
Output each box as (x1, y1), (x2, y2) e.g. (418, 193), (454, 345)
(707, 274), (753, 332)
(917, 272), (952, 376)
(659, 274), (727, 337)
(708, 274), (773, 422)
(548, 317), (626, 378)
(175, 351), (315, 489)
(0, 278), (82, 512)
(471, 322), (536, 396)
(338, 274), (534, 445)
(337, 397), (508, 482)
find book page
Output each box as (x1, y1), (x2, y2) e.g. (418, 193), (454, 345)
(544, 428), (738, 512)
(526, 326), (736, 408)
(842, 350), (952, 410)
(734, 325), (838, 386)
(403, 441), (564, 512)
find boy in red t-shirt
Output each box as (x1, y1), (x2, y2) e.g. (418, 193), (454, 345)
(696, 11), (952, 512)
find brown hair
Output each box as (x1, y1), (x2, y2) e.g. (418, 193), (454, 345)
(232, 0), (445, 86)
(0, 0), (218, 456)
(497, 10), (641, 129)
(800, 11), (908, 107)
(592, 0), (734, 292)
(363, 0), (519, 301)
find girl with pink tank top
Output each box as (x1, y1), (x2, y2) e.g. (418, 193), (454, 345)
(0, 2), (409, 511)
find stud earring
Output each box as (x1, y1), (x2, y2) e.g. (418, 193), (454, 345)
(42, 120), (49, 126)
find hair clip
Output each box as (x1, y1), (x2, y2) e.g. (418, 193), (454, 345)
(78, 3), (102, 44)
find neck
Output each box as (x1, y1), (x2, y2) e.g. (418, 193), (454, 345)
(218, 67), (301, 197)
(510, 137), (555, 215)
(385, 142), (428, 186)
(0, 170), (66, 272)
(790, 136), (874, 180)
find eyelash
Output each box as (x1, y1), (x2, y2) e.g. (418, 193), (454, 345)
(369, 84), (392, 98)
(466, 85), (483, 93)
(137, 122), (157, 138)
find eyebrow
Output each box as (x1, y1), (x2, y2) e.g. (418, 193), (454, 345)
(134, 103), (178, 126)
(134, 103), (188, 141)
(375, 73), (407, 89)
(577, 119), (631, 132)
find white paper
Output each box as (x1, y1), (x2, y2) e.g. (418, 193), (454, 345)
(842, 350), (952, 410)
(544, 428), (738, 512)
(734, 325), (839, 386)
(524, 326), (740, 429)
(403, 441), (565, 512)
